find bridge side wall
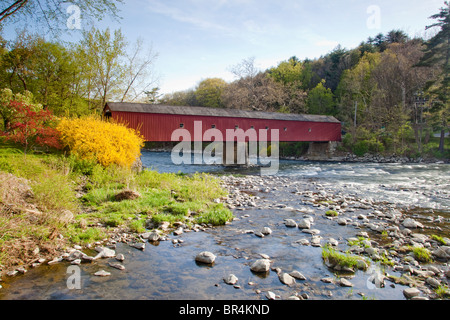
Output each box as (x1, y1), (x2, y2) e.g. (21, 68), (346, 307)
(111, 111), (341, 143)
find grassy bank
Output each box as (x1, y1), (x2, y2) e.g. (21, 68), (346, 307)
(0, 143), (232, 275)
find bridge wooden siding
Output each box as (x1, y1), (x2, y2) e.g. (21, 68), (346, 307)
(103, 102), (342, 143)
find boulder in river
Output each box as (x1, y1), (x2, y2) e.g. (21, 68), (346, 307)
(278, 273), (296, 286)
(195, 251), (216, 264)
(284, 219), (297, 228)
(402, 218), (424, 229)
(250, 259), (271, 273)
(224, 274), (238, 285)
(298, 219), (311, 229)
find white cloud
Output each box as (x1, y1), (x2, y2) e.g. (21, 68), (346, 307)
(145, 0), (231, 32)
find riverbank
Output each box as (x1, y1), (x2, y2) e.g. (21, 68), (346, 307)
(0, 147), (233, 281)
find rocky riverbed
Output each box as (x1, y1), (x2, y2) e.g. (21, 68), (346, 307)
(1, 173), (449, 300)
(218, 174), (450, 300)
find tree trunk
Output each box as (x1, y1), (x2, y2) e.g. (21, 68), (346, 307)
(438, 128), (445, 153)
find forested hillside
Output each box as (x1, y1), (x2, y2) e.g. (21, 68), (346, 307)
(0, 2), (448, 158)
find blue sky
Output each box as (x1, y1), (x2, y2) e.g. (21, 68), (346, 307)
(2, 0), (446, 95)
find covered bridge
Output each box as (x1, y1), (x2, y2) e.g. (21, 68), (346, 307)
(103, 102), (341, 143)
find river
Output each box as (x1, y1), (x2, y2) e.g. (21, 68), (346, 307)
(0, 151), (449, 301)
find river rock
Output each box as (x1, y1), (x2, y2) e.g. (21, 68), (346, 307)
(284, 219), (297, 228)
(224, 274), (238, 285)
(289, 270), (306, 280)
(94, 247), (116, 259)
(321, 277), (334, 283)
(432, 246), (450, 260)
(311, 235), (322, 247)
(425, 277), (440, 288)
(402, 218), (424, 229)
(94, 270), (111, 277)
(131, 242), (146, 250)
(250, 259), (271, 273)
(279, 273), (296, 286)
(403, 287), (421, 299)
(173, 227), (183, 235)
(108, 262), (126, 270)
(298, 219), (311, 229)
(328, 238), (339, 246)
(116, 254), (125, 262)
(302, 228), (320, 235)
(261, 227), (272, 235)
(339, 278), (353, 287)
(295, 238), (310, 246)
(195, 251), (216, 264)
(147, 231), (161, 242)
(266, 291), (277, 300)
(337, 218), (347, 226)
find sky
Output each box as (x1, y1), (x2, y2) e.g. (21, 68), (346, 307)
(2, 0), (446, 95)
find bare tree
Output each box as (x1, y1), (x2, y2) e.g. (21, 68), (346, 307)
(0, 0), (123, 35)
(120, 39), (159, 102)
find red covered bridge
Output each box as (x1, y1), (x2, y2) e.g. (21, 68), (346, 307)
(103, 102), (341, 143)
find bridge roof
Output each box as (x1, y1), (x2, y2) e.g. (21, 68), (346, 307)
(104, 102), (340, 123)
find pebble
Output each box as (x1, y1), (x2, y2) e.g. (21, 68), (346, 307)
(339, 278), (353, 287)
(94, 270), (111, 277)
(266, 291), (277, 300)
(289, 270), (306, 280)
(224, 274), (238, 285)
(116, 254), (125, 262)
(108, 262), (126, 270)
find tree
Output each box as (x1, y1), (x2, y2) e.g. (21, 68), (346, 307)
(120, 39), (159, 102)
(195, 78), (227, 108)
(418, 1), (450, 153)
(144, 87), (162, 104)
(159, 89), (198, 106)
(268, 56), (304, 86)
(0, 88), (41, 130)
(78, 27), (126, 111)
(306, 80), (335, 115)
(0, 0), (123, 35)
(1, 99), (61, 153)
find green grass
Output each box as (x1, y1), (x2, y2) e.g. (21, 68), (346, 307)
(435, 285), (450, 299)
(322, 245), (369, 270)
(408, 246), (433, 263)
(431, 234), (447, 245)
(325, 210), (338, 217)
(0, 140), (233, 271)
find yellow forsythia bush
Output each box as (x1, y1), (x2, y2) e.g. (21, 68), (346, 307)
(57, 117), (145, 168)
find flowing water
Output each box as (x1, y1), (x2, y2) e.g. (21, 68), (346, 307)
(0, 151), (449, 300)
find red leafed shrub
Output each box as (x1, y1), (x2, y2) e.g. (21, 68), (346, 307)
(1, 100), (62, 153)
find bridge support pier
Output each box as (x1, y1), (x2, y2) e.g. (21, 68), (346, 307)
(222, 142), (249, 166)
(306, 141), (339, 160)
